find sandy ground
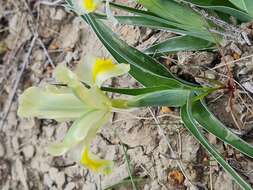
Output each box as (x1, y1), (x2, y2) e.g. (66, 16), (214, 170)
(1, 0), (253, 189)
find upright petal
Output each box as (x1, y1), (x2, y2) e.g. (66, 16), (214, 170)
(17, 87), (89, 120)
(76, 57), (130, 87)
(75, 55), (95, 86)
(72, 0), (101, 14)
(47, 110), (111, 156)
(93, 58), (130, 87)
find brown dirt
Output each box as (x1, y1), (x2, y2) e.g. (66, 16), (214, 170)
(0, 0), (253, 190)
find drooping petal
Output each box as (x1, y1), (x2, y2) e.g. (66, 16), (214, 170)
(47, 110), (111, 156)
(17, 86), (89, 120)
(76, 57), (130, 87)
(55, 65), (111, 109)
(81, 145), (113, 174)
(68, 141), (113, 175)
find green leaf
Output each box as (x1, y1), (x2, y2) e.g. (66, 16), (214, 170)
(229, 0), (253, 17)
(95, 13), (215, 42)
(144, 35), (214, 55)
(101, 86), (171, 95)
(136, 0), (218, 42)
(192, 100), (253, 159)
(181, 93), (252, 190)
(185, 0), (253, 21)
(96, 2), (220, 42)
(128, 89), (190, 107)
(137, 0), (204, 27)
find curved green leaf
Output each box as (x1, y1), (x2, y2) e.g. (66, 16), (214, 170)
(128, 89), (190, 107)
(144, 35), (214, 55)
(185, 0), (253, 21)
(229, 0), (253, 17)
(137, 0), (217, 42)
(181, 93), (252, 190)
(101, 86), (170, 95)
(192, 100), (253, 159)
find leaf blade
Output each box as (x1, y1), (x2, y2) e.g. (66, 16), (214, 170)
(181, 93), (252, 190)
(144, 35), (214, 55)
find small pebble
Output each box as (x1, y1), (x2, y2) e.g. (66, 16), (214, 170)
(22, 145), (35, 160)
(64, 182), (76, 190)
(0, 142), (5, 157)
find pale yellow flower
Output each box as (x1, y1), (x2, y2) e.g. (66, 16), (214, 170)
(18, 56), (130, 174)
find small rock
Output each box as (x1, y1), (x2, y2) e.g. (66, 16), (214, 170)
(64, 182), (76, 190)
(0, 142), (5, 157)
(22, 145), (35, 160)
(230, 42), (242, 55)
(60, 18), (81, 49)
(102, 163), (129, 189)
(53, 9), (66, 21)
(192, 52), (215, 66)
(242, 82), (253, 93)
(19, 119), (36, 130)
(55, 123), (68, 141)
(82, 182), (96, 190)
(15, 158), (29, 190)
(44, 126), (55, 138)
(150, 180), (161, 190)
(12, 136), (20, 153)
(49, 168), (65, 188)
(214, 172), (234, 190)
(44, 173), (54, 187)
(181, 134), (199, 162)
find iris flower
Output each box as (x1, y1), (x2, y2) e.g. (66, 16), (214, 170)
(18, 56), (130, 174)
(70, 0), (118, 25)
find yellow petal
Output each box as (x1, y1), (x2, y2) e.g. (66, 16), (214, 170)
(81, 146), (113, 174)
(92, 58), (130, 87)
(82, 0), (100, 12)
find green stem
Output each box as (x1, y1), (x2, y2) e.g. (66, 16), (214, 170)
(111, 99), (129, 109)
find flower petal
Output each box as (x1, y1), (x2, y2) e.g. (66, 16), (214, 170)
(75, 55), (95, 86)
(68, 141), (113, 175)
(95, 62), (130, 87)
(81, 145), (113, 174)
(72, 0), (101, 14)
(82, 0), (101, 12)
(47, 110), (111, 156)
(77, 57), (130, 87)
(55, 65), (111, 109)
(17, 87), (89, 120)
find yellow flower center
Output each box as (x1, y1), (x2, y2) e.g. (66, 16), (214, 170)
(82, 0), (98, 12)
(81, 147), (112, 174)
(92, 58), (115, 82)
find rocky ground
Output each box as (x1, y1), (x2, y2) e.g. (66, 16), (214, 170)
(1, 0), (253, 190)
